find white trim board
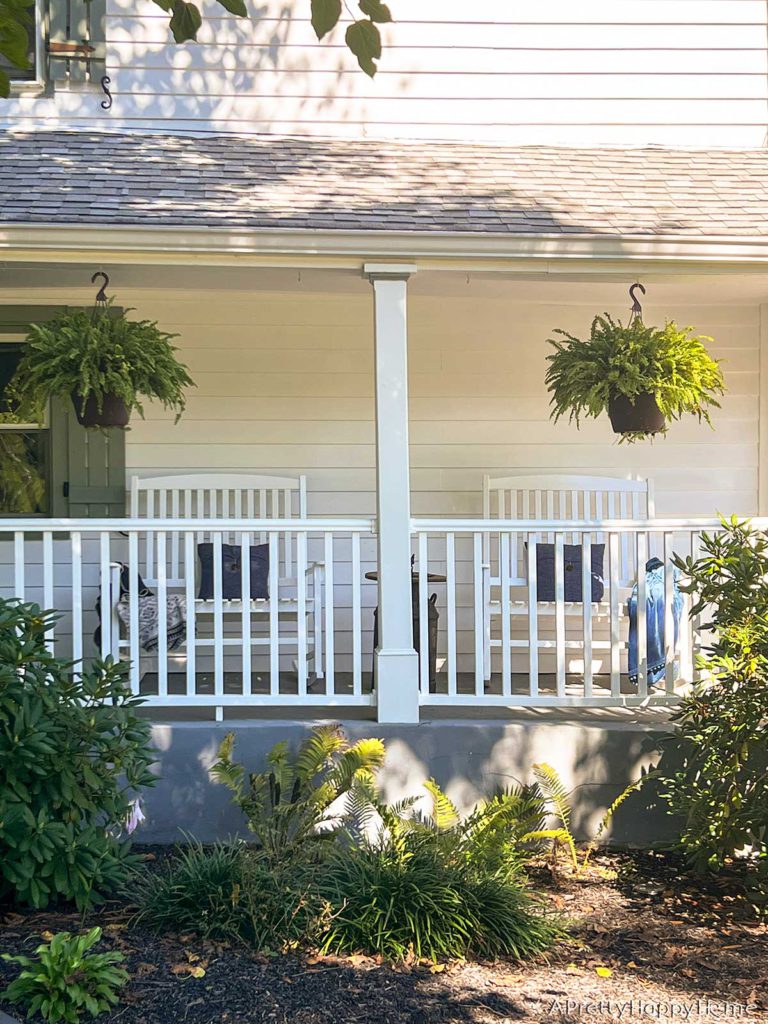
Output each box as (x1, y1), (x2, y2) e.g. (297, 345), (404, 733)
(6, 225), (768, 270)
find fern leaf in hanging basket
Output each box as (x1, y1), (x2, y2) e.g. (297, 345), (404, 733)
(544, 314), (725, 442)
(11, 303), (195, 429)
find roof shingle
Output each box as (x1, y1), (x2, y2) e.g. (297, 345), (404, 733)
(1, 130), (767, 238)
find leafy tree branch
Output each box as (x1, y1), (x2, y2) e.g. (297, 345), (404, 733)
(0, 0), (393, 97)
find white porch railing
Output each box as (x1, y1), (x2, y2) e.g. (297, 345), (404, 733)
(0, 514), (744, 716)
(410, 518), (718, 708)
(0, 518), (376, 716)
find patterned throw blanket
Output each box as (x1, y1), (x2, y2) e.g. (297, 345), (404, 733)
(627, 557), (684, 686)
(112, 564), (187, 653)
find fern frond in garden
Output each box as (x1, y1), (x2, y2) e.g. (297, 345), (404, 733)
(294, 726), (347, 781)
(209, 727), (387, 864)
(582, 773), (654, 867)
(424, 779), (460, 830)
(520, 828), (578, 870)
(533, 763), (573, 833)
(327, 736), (387, 793)
(530, 762), (648, 873)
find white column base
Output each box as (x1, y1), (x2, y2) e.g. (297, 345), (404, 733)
(375, 648), (420, 723)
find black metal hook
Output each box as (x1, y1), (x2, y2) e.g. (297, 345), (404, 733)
(629, 282), (646, 320)
(100, 75), (113, 111)
(91, 271), (109, 303)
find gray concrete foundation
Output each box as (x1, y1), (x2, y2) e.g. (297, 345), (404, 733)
(139, 710), (681, 847)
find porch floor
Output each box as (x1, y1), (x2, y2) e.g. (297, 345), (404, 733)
(136, 671), (679, 723)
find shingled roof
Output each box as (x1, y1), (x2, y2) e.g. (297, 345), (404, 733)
(1, 129), (767, 238)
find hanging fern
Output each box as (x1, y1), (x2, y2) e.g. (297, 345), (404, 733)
(11, 304), (195, 423)
(545, 314), (724, 437)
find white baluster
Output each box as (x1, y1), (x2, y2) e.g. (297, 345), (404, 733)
(43, 531), (54, 653)
(554, 533), (566, 698)
(351, 532), (362, 698)
(157, 531), (168, 700)
(609, 532), (620, 696)
(664, 531), (676, 696)
(582, 531), (593, 698)
(184, 531), (196, 700)
(446, 532), (457, 699)
(527, 532), (539, 697)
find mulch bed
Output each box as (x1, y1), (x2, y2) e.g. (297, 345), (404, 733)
(1, 852), (766, 1024)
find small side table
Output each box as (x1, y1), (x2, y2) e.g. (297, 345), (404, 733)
(365, 569), (447, 687)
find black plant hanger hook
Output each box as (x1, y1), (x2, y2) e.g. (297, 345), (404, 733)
(91, 270), (110, 305)
(629, 281), (646, 322)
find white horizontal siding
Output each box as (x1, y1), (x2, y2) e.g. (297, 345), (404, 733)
(0, 278), (759, 675)
(3, 0), (767, 145)
(67, 284), (755, 521)
(1, 284), (755, 524)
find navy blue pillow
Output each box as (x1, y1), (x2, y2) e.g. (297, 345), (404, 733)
(528, 543), (605, 602)
(197, 543), (269, 600)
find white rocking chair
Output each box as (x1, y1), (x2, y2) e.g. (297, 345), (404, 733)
(108, 473), (324, 680)
(481, 473), (654, 681)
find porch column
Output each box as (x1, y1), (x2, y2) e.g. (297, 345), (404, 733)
(364, 263), (419, 724)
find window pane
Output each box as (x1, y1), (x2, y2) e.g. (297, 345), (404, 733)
(0, 345), (23, 414)
(0, 13), (36, 82)
(0, 432), (48, 514)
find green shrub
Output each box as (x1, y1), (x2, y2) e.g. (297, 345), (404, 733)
(1, 927), (128, 1023)
(10, 304), (194, 423)
(320, 838), (557, 962)
(663, 518), (768, 875)
(203, 737), (562, 961)
(545, 313), (724, 439)
(322, 777), (559, 962)
(0, 600), (155, 910)
(130, 840), (327, 951)
(210, 726), (386, 863)
(351, 773), (547, 876)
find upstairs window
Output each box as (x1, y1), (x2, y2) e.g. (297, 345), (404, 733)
(2, 0), (105, 93)
(0, 0), (42, 89)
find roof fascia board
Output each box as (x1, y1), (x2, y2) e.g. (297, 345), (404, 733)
(3, 224), (768, 270)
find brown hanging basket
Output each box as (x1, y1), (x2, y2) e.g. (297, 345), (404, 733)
(607, 392), (665, 436)
(71, 392), (131, 429)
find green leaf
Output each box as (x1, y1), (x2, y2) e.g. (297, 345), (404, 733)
(310, 0), (341, 39)
(424, 779), (459, 830)
(169, 0), (203, 43)
(345, 18), (381, 76)
(0, 14), (31, 69)
(359, 0), (392, 22)
(214, 0), (247, 16)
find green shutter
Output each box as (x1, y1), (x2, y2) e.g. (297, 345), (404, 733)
(47, 0), (106, 86)
(49, 398), (126, 518)
(0, 306), (126, 519)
